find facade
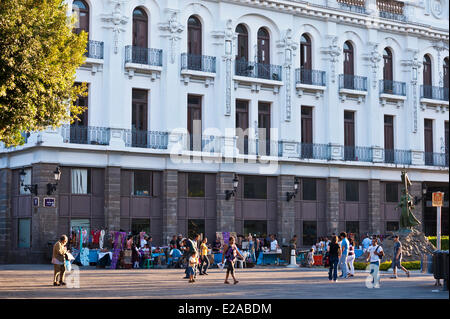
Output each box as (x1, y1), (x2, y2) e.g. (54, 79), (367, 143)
(0, 0), (449, 263)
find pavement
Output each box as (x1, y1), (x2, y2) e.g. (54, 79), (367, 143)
(0, 264), (448, 299)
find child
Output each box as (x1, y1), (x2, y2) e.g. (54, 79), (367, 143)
(307, 248), (315, 267)
(188, 251), (198, 283)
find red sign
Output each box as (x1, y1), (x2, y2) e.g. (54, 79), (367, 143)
(432, 192), (444, 207)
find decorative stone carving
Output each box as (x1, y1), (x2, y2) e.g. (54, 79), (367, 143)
(401, 51), (422, 133)
(431, 0), (444, 19)
(321, 36), (340, 83)
(433, 40), (449, 87)
(159, 11), (184, 64)
(368, 43), (382, 89)
(101, 1), (129, 54)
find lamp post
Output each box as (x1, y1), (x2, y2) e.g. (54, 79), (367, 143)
(19, 168), (38, 196)
(225, 174), (239, 200)
(47, 166), (61, 195)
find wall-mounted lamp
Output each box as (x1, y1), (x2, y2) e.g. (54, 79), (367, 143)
(225, 174), (239, 200)
(19, 168), (38, 196)
(414, 183), (427, 205)
(46, 166), (61, 195)
(286, 177), (300, 202)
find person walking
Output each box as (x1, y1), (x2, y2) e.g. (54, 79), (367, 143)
(362, 234), (371, 252)
(221, 236), (244, 285)
(339, 232), (349, 278)
(199, 237), (210, 275)
(366, 237), (384, 288)
(187, 251), (198, 283)
(390, 235), (410, 279)
(52, 235), (68, 286)
(347, 238), (355, 277)
(327, 235), (341, 282)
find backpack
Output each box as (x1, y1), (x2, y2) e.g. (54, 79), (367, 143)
(375, 245), (384, 260)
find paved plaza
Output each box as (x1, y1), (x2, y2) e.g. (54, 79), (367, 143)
(0, 265), (448, 299)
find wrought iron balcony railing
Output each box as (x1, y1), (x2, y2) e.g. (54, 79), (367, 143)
(124, 129), (168, 149)
(181, 53), (216, 73)
(298, 143), (331, 160)
(344, 146), (373, 162)
(125, 46), (163, 66)
(337, 0), (367, 14)
(379, 80), (406, 96)
(383, 149), (412, 165)
(295, 68), (326, 86)
(235, 59), (282, 81)
(61, 125), (110, 145)
(379, 11), (407, 22)
(85, 40), (104, 59)
(420, 85), (449, 101)
(424, 152), (449, 167)
(339, 74), (368, 91)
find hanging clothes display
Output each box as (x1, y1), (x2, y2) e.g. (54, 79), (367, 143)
(99, 229), (105, 250)
(110, 231), (126, 269)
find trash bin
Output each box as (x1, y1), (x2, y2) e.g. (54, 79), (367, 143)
(433, 250), (443, 280)
(47, 241), (54, 261)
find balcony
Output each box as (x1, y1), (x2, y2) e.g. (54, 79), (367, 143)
(344, 146), (373, 162)
(337, 0), (367, 14)
(295, 69), (326, 86)
(339, 74), (368, 91)
(424, 152), (449, 167)
(379, 80), (406, 96)
(124, 46), (163, 79)
(235, 60), (282, 81)
(181, 53), (216, 73)
(377, 0), (406, 21)
(298, 143), (331, 160)
(234, 137), (280, 157)
(85, 40), (104, 59)
(124, 129), (168, 149)
(420, 85), (449, 102)
(61, 125), (110, 145)
(383, 149), (412, 165)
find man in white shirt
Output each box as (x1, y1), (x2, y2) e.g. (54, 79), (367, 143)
(270, 234), (279, 251)
(362, 234), (372, 252)
(365, 237), (384, 288)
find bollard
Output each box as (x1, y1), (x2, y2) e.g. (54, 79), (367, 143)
(286, 249), (299, 268)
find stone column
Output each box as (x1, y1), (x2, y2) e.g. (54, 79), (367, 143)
(104, 167), (121, 231)
(0, 169), (12, 263)
(33, 163), (60, 263)
(368, 179), (382, 235)
(410, 182), (424, 233)
(216, 172), (235, 232)
(326, 177), (340, 235)
(162, 170), (178, 245)
(277, 175), (296, 245)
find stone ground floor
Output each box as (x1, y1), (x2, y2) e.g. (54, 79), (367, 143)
(0, 264), (447, 299)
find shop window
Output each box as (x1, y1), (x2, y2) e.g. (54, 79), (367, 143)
(385, 183), (398, 203)
(346, 221), (359, 237)
(345, 181), (359, 202)
(302, 179), (316, 201)
(187, 173), (205, 197)
(18, 218), (31, 248)
(132, 219), (150, 237)
(71, 168), (90, 194)
(132, 171), (151, 196)
(244, 176), (267, 199)
(244, 220), (267, 239)
(386, 221), (399, 232)
(19, 168), (31, 195)
(188, 219), (205, 240)
(303, 221), (317, 246)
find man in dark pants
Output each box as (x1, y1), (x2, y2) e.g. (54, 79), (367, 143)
(52, 235), (68, 286)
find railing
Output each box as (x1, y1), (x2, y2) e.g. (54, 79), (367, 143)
(337, 0), (367, 14)
(344, 146), (373, 162)
(125, 46), (163, 66)
(255, 139), (281, 157)
(379, 11), (407, 22)
(383, 149), (411, 165)
(61, 125), (110, 145)
(379, 80), (406, 96)
(235, 59), (282, 81)
(421, 85), (449, 101)
(181, 53), (216, 73)
(299, 143), (331, 160)
(424, 152), (449, 167)
(124, 129), (168, 149)
(339, 74), (368, 91)
(295, 68), (326, 86)
(86, 40), (104, 59)
(377, 0), (404, 14)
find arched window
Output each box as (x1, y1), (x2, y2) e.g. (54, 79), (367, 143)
(235, 24), (248, 61)
(72, 0), (89, 35)
(423, 55), (432, 86)
(133, 8), (148, 48)
(300, 34), (312, 70)
(188, 16), (202, 56)
(383, 48), (393, 82)
(257, 28), (270, 65)
(343, 41), (354, 76)
(444, 57), (449, 89)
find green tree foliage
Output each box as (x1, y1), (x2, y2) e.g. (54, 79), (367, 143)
(0, 0), (88, 147)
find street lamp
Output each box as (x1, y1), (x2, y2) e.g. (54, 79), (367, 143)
(287, 177), (300, 202)
(19, 168), (38, 196)
(47, 166), (61, 195)
(225, 174), (239, 200)
(414, 183), (427, 205)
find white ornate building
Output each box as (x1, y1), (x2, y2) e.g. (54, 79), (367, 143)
(0, 0), (448, 263)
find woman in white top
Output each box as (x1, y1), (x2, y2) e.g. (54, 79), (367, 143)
(346, 238), (355, 277)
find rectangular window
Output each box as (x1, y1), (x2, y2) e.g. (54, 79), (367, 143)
(187, 173), (205, 197)
(244, 175), (267, 199)
(302, 178), (316, 201)
(302, 221), (317, 246)
(70, 219), (90, 235)
(345, 221), (359, 237)
(386, 221), (399, 232)
(71, 168), (90, 194)
(188, 219), (205, 240)
(385, 183), (398, 203)
(131, 219), (150, 237)
(345, 181), (359, 202)
(18, 218), (31, 248)
(19, 168), (32, 195)
(187, 95), (202, 151)
(244, 220), (267, 239)
(132, 171), (151, 196)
